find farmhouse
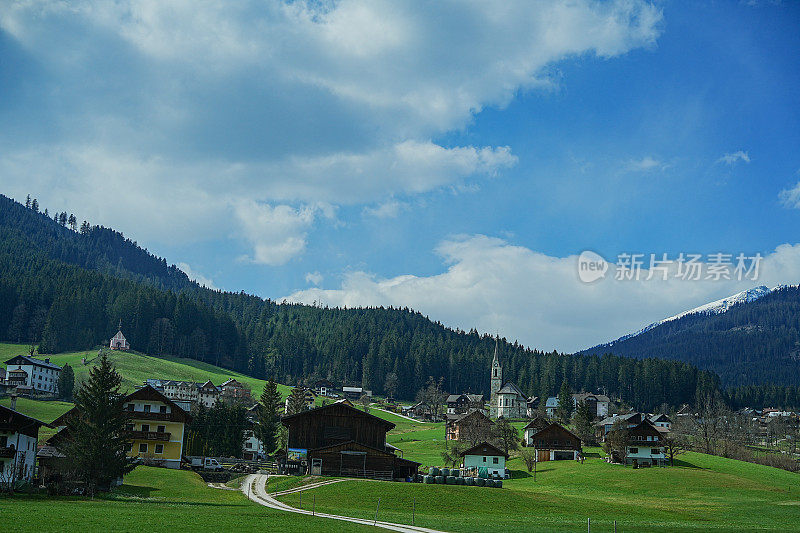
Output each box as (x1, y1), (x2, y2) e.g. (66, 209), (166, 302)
(0, 402), (49, 484)
(446, 393), (484, 415)
(281, 399), (419, 479)
(446, 409), (494, 442)
(52, 385), (191, 470)
(313, 379), (337, 397)
(4, 355), (62, 396)
(625, 419), (666, 466)
(342, 386), (372, 400)
(524, 421), (582, 461)
(460, 441), (507, 478)
(521, 416), (549, 443)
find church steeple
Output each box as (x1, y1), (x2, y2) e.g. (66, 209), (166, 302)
(490, 336), (502, 414)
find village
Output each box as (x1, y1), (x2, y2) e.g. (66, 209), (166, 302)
(2, 328), (799, 502)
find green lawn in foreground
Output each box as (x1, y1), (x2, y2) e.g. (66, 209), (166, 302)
(0, 466), (371, 533)
(280, 451), (800, 532)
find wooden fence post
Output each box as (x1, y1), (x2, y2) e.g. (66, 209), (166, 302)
(374, 498), (381, 526)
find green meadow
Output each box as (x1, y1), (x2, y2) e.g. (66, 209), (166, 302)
(280, 450), (800, 532)
(3, 342), (800, 531)
(0, 466), (370, 532)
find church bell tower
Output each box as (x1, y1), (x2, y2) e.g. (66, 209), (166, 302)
(490, 337), (502, 416)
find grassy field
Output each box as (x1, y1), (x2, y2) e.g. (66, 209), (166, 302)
(280, 450), (800, 532)
(0, 343), (294, 399)
(0, 466), (371, 532)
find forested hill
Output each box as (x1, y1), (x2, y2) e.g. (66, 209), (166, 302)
(0, 193), (737, 410)
(580, 285), (800, 388)
(0, 194), (194, 291)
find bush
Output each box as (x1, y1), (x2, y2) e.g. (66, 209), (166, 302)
(446, 476), (456, 485)
(456, 477), (465, 485)
(475, 477), (486, 487)
(465, 477), (474, 486)
(429, 467), (439, 476)
(435, 476), (445, 484)
(441, 468), (450, 477)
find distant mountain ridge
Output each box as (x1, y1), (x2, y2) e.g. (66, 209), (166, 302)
(607, 285), (778, 346)
(581, 285), (800, 387)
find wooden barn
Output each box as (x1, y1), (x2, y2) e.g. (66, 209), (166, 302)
(281, 400), (420, 480)
(525, 422), (582, 461)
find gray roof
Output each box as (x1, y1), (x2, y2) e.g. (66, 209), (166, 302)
(4, 355), (62, 371)
(572, 392), (610, 403)
(497, 382), (526, 397)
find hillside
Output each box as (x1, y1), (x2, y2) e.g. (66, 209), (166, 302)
(0, 193), (721, 410)
(582, 285), (800, 388)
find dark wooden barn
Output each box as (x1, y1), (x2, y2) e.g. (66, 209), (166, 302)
(526, 422), (582, 461)
(281, 400), (420, 480)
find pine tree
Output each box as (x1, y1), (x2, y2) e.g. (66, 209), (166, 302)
(62, 353), (135, 494)
(58, 363), (75, 401)
(68, 214), (77, 231)
(80, 221), (91, 234)
(255, 380), (281, 454)
(285, 387), (307, 415)
(25, 195), (31, 208)
(573, 399), (594, 444)
(556, 380), (573, 424)
(30, 198), (38, 212)
(58, 212), (67, 226)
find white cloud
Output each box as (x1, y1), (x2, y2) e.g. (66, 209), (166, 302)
(234, 201), (321, 266)
(285, 236), (800, 352)
(778, 172), (800, 208)
(177, 262), (218, 290)
(626, 156), (667, 172)
(716, 150), (751, 166)
(363, 200), (407, 219)
(0, 1), (663, 259)
(305, 271), (324, 286)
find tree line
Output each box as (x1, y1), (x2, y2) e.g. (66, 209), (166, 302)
(0, 192), (773, 412)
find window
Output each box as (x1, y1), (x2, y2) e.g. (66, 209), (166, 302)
(144, 405), (151, 413)
(141, 424), (150, 432)
(0, 436), (6, 447)
(125, 424), (134, 431)
(493, 457), (499, 464)
(139, 443), (148, 453)
(629, 447), (638, 454)
(125, 442), (133, 452)
(160, 405), (167, 414)
(126, 404), (134, 411)
(157, 425), (166, 433)
(482, 456), (486, 462)
(155, 444), (164, 454)
(651, 448), (661, 455)
(246, 442), (252, 449)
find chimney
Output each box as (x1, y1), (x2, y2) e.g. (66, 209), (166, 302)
(10, 394), (17, 411)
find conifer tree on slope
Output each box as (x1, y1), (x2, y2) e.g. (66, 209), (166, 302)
(255, 380), (281, 454)
(556, 380), (574, 424)
(63, 353), (135, 494)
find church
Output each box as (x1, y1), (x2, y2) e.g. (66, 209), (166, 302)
(489, 340), (528, 419)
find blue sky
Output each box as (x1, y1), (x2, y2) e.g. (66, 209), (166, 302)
(2, 1), (799, 351)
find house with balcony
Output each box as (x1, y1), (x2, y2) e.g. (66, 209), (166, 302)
(624, 419), (666, 466)
(0, 402), (49, 485)
(122, 386), (191, 468)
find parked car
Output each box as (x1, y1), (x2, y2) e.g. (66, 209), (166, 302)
(190, 457), (224, 471)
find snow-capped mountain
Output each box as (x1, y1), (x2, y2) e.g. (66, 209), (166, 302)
(607, 285), (777, 346)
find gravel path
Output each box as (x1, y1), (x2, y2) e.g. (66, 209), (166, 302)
(242, 474), (446, 533)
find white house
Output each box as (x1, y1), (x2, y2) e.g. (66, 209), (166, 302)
(460, 441), (507, 478)
(625, 420), (667, 466)
(0, 403), (48, 485)
(3, 355), (62, 396)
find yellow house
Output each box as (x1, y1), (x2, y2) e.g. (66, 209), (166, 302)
(122, 385), (191, 469)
